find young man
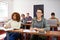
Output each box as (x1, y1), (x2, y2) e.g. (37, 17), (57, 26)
(49, 12), (59, 26)
(30, 9), (50, 40)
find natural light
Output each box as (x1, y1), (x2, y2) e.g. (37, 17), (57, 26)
(0, 2), (8, 22)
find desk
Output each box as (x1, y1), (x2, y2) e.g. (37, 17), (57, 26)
(21, 24), (31, 26)
(1, 29), (60, 40)
(22, 23), (58, 31)
(9, 29), (60, 40)
(21, 24), (31, 29)
(10, 29), (60, 36)
(22, 24), (58, 31)
(50, 26), (58, 31)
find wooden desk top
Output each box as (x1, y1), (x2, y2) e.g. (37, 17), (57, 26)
(1, 29), (60, 37)
(8, 29), (60, 37)
(21, 24), (31, 26)
(24, 31), (60, 37)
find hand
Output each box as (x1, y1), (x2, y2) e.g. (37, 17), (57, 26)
(39, 29), (44, 32)
(4, 26), (10, 29)
(20, 29), (23, 32)
(33, 28), (39, 31)
(30, 28), (33, 31)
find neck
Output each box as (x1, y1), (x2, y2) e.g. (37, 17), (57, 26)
(37, 17), (42, 21)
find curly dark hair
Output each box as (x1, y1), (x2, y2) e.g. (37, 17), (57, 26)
(12, 12), (20, 22)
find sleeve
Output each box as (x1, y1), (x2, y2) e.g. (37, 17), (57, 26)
(4, 20), (12, 27)
(31, 19), (34, 28)
(56, 18), (59, 26)
(43, 19), (50, 31)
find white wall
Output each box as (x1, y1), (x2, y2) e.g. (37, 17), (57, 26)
(1, 0), (60, 21)
(0, 0), (13, 19)
(13, 0), (60, 21)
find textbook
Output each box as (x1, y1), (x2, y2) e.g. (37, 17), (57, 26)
(0, 27), (14, 31)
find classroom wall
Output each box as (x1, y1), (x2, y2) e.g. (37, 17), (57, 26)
(0, 0), (13, 19)
(12, 0), (60, 20)
(0, 0), (60, 21)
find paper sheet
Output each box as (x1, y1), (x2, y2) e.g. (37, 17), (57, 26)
(23, 29), (36, 32)
(58, 27), (60, 30)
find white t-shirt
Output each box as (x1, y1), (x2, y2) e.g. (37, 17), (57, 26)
(4, 20), (21, 29)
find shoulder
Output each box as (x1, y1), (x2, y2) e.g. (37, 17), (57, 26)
(55, 18), (59, 20)
(5, 19), (13, 24)
(7, 19), (13, 23)
(42, 18), (46, 21)
(32, 17), (36, 20)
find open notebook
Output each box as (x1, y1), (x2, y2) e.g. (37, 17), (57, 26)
(23, 29), (46, 34)
(47, 19), (57, 26)
(23, 29), (36, 32)
(0, 27), (14, 31)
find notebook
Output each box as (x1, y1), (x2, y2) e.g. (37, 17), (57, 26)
(47, 19), (57, 26)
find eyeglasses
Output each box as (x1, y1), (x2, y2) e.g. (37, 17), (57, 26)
(36, 12), (42, 14)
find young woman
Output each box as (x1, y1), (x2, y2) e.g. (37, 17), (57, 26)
(4, 12), (22, 40)
(30, 9), (50, 40)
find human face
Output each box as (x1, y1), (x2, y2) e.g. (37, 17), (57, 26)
(26, 13), (29, 17)
(36, 10), (43, 18)
(51, 15), (55, 18)
(13, 14), (16, 20)
(21, 15), (25, 19)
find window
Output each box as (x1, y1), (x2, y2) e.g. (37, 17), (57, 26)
(0, 2), (8, 17)
(0, 2), (8, 21)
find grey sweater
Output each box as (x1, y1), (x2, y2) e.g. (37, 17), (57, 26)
(31, 17), (50, 31)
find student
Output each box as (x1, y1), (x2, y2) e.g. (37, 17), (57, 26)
(21, 14), (27, 24)
(49, 12), (59, 26)
(26, 13), (32, 21)
(30, 9), (50, 40)
(49, 12), (59, 40)
(21, 14), (27, 29)
(4, 12), (23, 40)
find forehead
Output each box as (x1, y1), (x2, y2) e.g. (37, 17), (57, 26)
(13, 14), (16, 16)
(37, 10), (42, 12)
